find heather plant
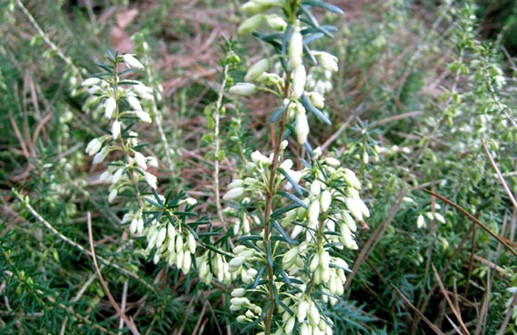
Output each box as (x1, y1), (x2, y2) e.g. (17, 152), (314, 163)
(1, 0), (516, 334)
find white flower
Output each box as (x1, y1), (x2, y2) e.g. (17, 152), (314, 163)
(108, 189), (118, 203)
(324, 157), (340, 166)
(111, 120), (121, 140)
(434, 213), (446, 224)
(122, 54), (144, 70)
(81, 77), (101, 87)
(145, 173), (158, 189)
(228, 179), (244, 189)
(315, 51), (338, 72)
(345, 197), (363, 221)
(187, 233), (196, 253)
(85, 138), (102, 156)
(289, 28), (303, 68)
(320, 190), (332, 212)
(231, 288), (246, 297)
(136, 110), (152, 123)
(182, 252), (191, 274)
(308, 200), (320, 226)
(223, 187), (244, 201)
(297, 301), (309, 322)
(156, 227), (167, 248)
(342, 211), (357, 232)
(238, 14), (266, 35)
(340, 224), (358, 250)
(104, 97), (116, 119)
(134, 151), (147, 170)
(295, 107), (309, 145)
(284, 316), (296, 335)
(266, 14), (287, 31)
(417, 215), (426, 228)
(127, 95), (143, 112)
(245, 58), (271, 82)
(92, 147), (109, 164)
(309, 302), (320, 325)
(251, 150), (270, 165)
(112, 168), (125, 183)
(292, 65), (306, 99)
(309, 92), (325, 109)
(229, 83), (257, 96)
(147, 156), (159, 167)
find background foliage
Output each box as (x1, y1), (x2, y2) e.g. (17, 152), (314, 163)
(1, 0), (515, 334)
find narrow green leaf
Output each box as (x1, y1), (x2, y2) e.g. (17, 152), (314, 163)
(278, 168), (303, 196)
(272, 220), (300, 246)
(277, 191), (308, 209)
(271, 104), (287, 123)
(302, 0), (344, 15)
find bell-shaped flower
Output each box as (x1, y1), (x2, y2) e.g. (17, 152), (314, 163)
(122, 54), (144, 70)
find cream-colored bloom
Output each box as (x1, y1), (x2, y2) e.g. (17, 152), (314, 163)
(127, 95), (143, 112)
(245, 58), (271, 82)
(104, 97), (116, 119)
(223, 187), (245, 201)
(292, 65), (306, 99)
(289, 28), (303, 68)
(238, 14), (266, 35)
(295, 107), (309, 145)
(92, 147), (109, 164)
(85, 138), (102, 156)
(122, 54), (144, 70)
(134, 151), (147, 170)
(111, 120), (121, 140)
(81, 77), (100, 87)
(108, 189), (117, 203)
(229, 83), (257, 96)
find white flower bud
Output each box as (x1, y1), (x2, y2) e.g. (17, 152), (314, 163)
(295, 107), (309, 145)
(320, 190), (331, 212)
(309, 92), (325, 109)
(310, 181), (321, 195)
(280, 140), (288, 150)
(182, 251), (191, 274)
(324, 157), (340, 166)
(136, 110), (152, 123)
(230, 297), (249, 306)
(156, 227), (167, 248)
(309, 254), (319, 272)
(285, 316), (296, 335)
(300, 323), (310, 335)
(292, 65), (306, 99)
(147, 156), (159, 168)
(228, 179), (244, 189)
(145, 173), (157, 189)
(134, 151), (147, 170)
(434, 213), (445, 224)
(127, 95), (143, 112)
(315, 51), (338, 72)
(340, 224), (358, 250)
(238, 14), (266, 35)
(111, 120), (121, 140)
(231, 288), (246, 297)
(129, 217), (138, 234)
(176, 250), (184, 268)
(229, 256), (246, 269)
(417, 215), (426, 229)
(81, 77), (101, 87)
(223, 187), (244, 201)
(289, 28), (303, 68)
(99, 170), (111, 183)
(251, 150), (270, 165)
(297, 300), (309, 322)
(187, 233), (196, 253)
(108, 189), (117, 203)
(85, 138), (103, 156)
(92, 147), (109, 165)
(266, 14), (287, 31)
(308, 200), (320, 226)
(229, 83), (257, 96)
(245, 58), (271, 82)
(342, 211), (357, 232)
(104, 97), (116, 119)
(122, 54), (144, 70)
(309, 302), (320, 325)
(345, 197), (363, 221)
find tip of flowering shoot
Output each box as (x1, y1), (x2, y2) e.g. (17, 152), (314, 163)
(122, 54), (144, 70)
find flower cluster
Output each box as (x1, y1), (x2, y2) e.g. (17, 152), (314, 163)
(222, 146), (368, 334)
(83, 53), (198, 274)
